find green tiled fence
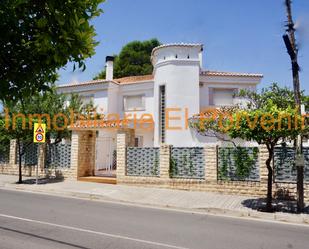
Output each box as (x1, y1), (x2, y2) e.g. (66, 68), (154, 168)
(218, 147), (260, 181)
(126, 147), (160, 177)
(0, 142), (10, 164)
(274, 146), (309, 183)
(16, 143), (39, 166)
(170, 147), (205, 179)
(45, 143), (71, 168)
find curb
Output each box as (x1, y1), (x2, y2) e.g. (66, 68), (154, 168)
(1, 184), (309, 226)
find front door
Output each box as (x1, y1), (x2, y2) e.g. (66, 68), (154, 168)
(95, 136), (115, 176)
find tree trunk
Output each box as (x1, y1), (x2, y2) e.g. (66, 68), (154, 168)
(284, 0), (304, 212)
(266, 146), (274, 212)
(17, 139), (22, 184)
(297, 163), (304, 213)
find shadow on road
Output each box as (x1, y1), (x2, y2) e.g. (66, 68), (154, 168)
(241, 198), (309, 214)
(17, 177), (64, 185)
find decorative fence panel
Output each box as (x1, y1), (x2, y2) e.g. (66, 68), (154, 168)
(218, 147), (260, 181)
(274, 147), (309, 183)
(0, 141), (10, 164)
(126, 147), (160, 177)
(16, 143), (39, 165)
(170, 147), (205, 179)
(45, 143), (71, 168)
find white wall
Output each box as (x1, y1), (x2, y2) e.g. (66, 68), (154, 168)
(199, 80), (257, 110)
(135, 129), (154, 147)
(57, 83), (110, 114)
(117, 81), (154, 120)
(107, 83), (119, 114)
(94, 90), (108, 114)
(57, 44), (262, 148)
(153, 45), (202, 147)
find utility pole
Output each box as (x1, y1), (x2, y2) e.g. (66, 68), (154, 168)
(283, 0), (304, 212)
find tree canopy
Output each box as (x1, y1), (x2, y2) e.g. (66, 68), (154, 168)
(0, 0), (104, 102)
(0, 86), (95, 183)
(190, 83), (308, 211)
(94, 39), (161, 79)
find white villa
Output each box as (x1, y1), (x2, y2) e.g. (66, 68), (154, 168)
(2, 43), (308, 198)
(58, 43), (262, 146)
(58, 43), (263, 176)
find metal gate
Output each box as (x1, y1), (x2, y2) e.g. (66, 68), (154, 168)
(95, 136), (115, 176)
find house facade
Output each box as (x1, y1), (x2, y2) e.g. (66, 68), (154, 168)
(2, 43), (308, 200)
(57, 43), (263, 177)
(58, 43), (262, 146)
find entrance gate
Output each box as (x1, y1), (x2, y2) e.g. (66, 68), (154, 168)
(95, 136), (115, 176)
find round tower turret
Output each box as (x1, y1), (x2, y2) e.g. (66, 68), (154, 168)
(151, 43), (203, 147)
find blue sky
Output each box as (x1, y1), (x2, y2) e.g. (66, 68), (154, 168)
(57, 0), (309, 93)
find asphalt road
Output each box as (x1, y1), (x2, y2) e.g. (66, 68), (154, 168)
(0, 189), (308, 249)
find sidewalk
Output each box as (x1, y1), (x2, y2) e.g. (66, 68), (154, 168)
(0, 175), (308, 225)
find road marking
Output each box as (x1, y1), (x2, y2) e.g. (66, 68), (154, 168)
(0, 213), (188, 249)
(1, 187), (309, 228)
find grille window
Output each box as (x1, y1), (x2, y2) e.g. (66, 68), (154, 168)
(159, 85), (166, 143)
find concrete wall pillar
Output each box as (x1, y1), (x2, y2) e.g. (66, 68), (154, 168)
(159, 144), (171, 179)
(116, 129), (135, 178)
(258, 145), (269, 195)
(204, 145), (217, 181)
(78, 131), (96, 177)
(116, 132), (126, 178)
(9, 139), (17, 165)
(69, 130), (96, 179)
(70, 131), (80, 179)
(259, 145), (269, 183)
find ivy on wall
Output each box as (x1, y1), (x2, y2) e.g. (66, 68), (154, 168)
(152, 153), (159, 176)
(169, 147), (205, 179)
(169, 156), (178, 177)
(218, 147), (259, 181)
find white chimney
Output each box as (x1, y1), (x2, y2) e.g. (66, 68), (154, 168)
(198, 47), (203, 69)
(105, 56), (114, 81)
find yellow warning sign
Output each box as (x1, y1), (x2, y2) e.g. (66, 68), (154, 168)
(33, 123), (46, 143)
(35, 125), (45, 133)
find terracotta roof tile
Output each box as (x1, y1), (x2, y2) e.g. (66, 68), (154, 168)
(192, 108), (228, 118)
(70, 119), (125, 130)
(70, 118), (156, 130)
(58, 69), (262, 89)
(114, 75), (154, 84)
(201, 70), (263, 78)
(58, 79), (111, 88)
(58, 75), (154, 89)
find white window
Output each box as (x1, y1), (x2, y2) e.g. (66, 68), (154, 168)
(123, 95), (145, 111)
(210, 88), (236, 106)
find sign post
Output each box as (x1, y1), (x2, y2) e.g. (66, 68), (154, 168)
(33, 123), (46, 185)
